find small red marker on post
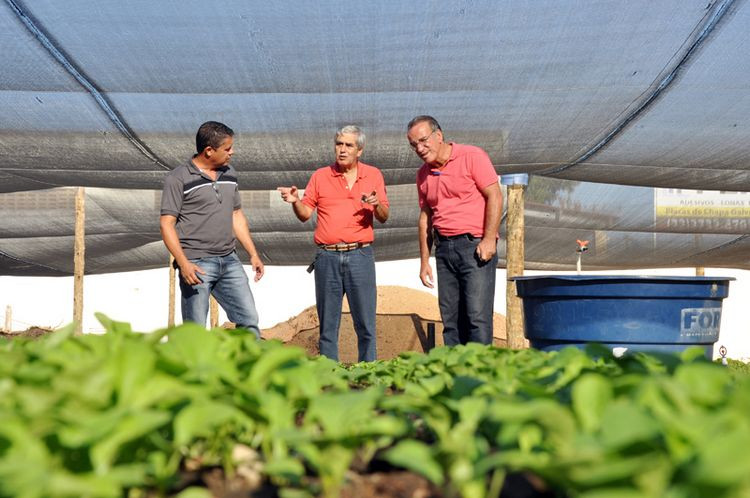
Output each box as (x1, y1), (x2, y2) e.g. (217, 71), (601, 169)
(576, 239), (589, 274)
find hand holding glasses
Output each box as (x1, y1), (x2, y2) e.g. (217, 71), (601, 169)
(360, 191), (377, 205)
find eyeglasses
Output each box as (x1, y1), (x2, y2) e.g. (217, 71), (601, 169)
(212, 182), (222, 203)
(409, 130), (435, 150)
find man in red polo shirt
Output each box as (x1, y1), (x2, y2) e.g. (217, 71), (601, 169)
(278, 125), (389, 362)
(407, 115), (502, 346)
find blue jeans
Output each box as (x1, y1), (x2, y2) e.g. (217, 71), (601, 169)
(314, 245), (377, 362)
(435, 234), (497, 345)
(179, 251), (260, 338)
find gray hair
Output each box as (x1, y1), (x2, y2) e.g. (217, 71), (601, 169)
(335, 125), (366, 149)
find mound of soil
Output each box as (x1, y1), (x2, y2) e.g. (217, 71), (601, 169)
(0, 326), (55, 339)
(262, 286), (506, 363)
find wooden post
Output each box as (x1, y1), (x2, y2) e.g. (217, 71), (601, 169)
(695, 267), (705, 276)
(4, 305), (11, 333)
(168, 255), (176, 327)
(504, 174), (529, 350)
(209, 295), (219, 328)
(73, 187), (85, 335)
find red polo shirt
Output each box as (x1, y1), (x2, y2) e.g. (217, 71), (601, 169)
(301, 162), (389, 245)
(417, 143), (499, 237)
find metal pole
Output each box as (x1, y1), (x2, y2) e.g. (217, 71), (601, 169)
(427, 322), (435, 350)
(73, 187), (85, 335)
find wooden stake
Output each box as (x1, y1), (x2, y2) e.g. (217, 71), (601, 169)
(506, 183), (528, 350)
(4, 305), (11, 333)
(73, 187), (85, 335)
(209, 295), (219, 328)
(168, 255), (176, 327)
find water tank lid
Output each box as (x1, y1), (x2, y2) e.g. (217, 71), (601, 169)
(510, 275), (735, 282)
(500, 173), (529, 186)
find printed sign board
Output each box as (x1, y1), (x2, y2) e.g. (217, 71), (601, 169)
(655, 189), (750, 231)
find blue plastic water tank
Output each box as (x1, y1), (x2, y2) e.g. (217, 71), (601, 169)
(511, 275), (734, 356)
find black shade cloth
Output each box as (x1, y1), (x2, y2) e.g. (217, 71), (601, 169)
(2, 0), (749, 274)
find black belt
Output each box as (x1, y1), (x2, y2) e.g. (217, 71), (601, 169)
(434, 231), (476, 241)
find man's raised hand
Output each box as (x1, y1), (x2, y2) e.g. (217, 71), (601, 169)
(277, 186), (300, 203)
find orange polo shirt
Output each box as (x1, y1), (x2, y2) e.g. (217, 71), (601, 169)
(301, 162), (389, 245)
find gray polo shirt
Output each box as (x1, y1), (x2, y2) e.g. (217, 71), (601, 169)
(160, 160), (242, 259)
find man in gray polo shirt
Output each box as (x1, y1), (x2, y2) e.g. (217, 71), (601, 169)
(160, 121), (264, 336)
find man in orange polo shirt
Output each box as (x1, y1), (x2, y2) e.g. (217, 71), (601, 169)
(278, 125), (389, 362)
(407, 115), (502, 346)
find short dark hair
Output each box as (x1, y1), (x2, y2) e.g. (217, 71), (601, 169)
(407, 115), (442, 133)
(196, 121), (234, 153)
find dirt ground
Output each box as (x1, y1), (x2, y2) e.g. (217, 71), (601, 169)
(0, 326), (54, 339)
(263, 285), (507, 363)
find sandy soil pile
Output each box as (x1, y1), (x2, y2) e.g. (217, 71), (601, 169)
(262, 285), (506, 363)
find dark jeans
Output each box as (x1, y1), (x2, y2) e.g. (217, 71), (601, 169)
(179, 251), (260, 338)
(314, 245), (377, 362)
(435, 234), (497, 345)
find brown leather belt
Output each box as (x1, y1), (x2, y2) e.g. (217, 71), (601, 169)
(318, 242), (372, 252)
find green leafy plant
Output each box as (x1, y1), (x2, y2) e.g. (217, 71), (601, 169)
(1, 317), (749, 498)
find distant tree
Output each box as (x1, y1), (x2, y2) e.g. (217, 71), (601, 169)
(525, 175), (577, 205)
